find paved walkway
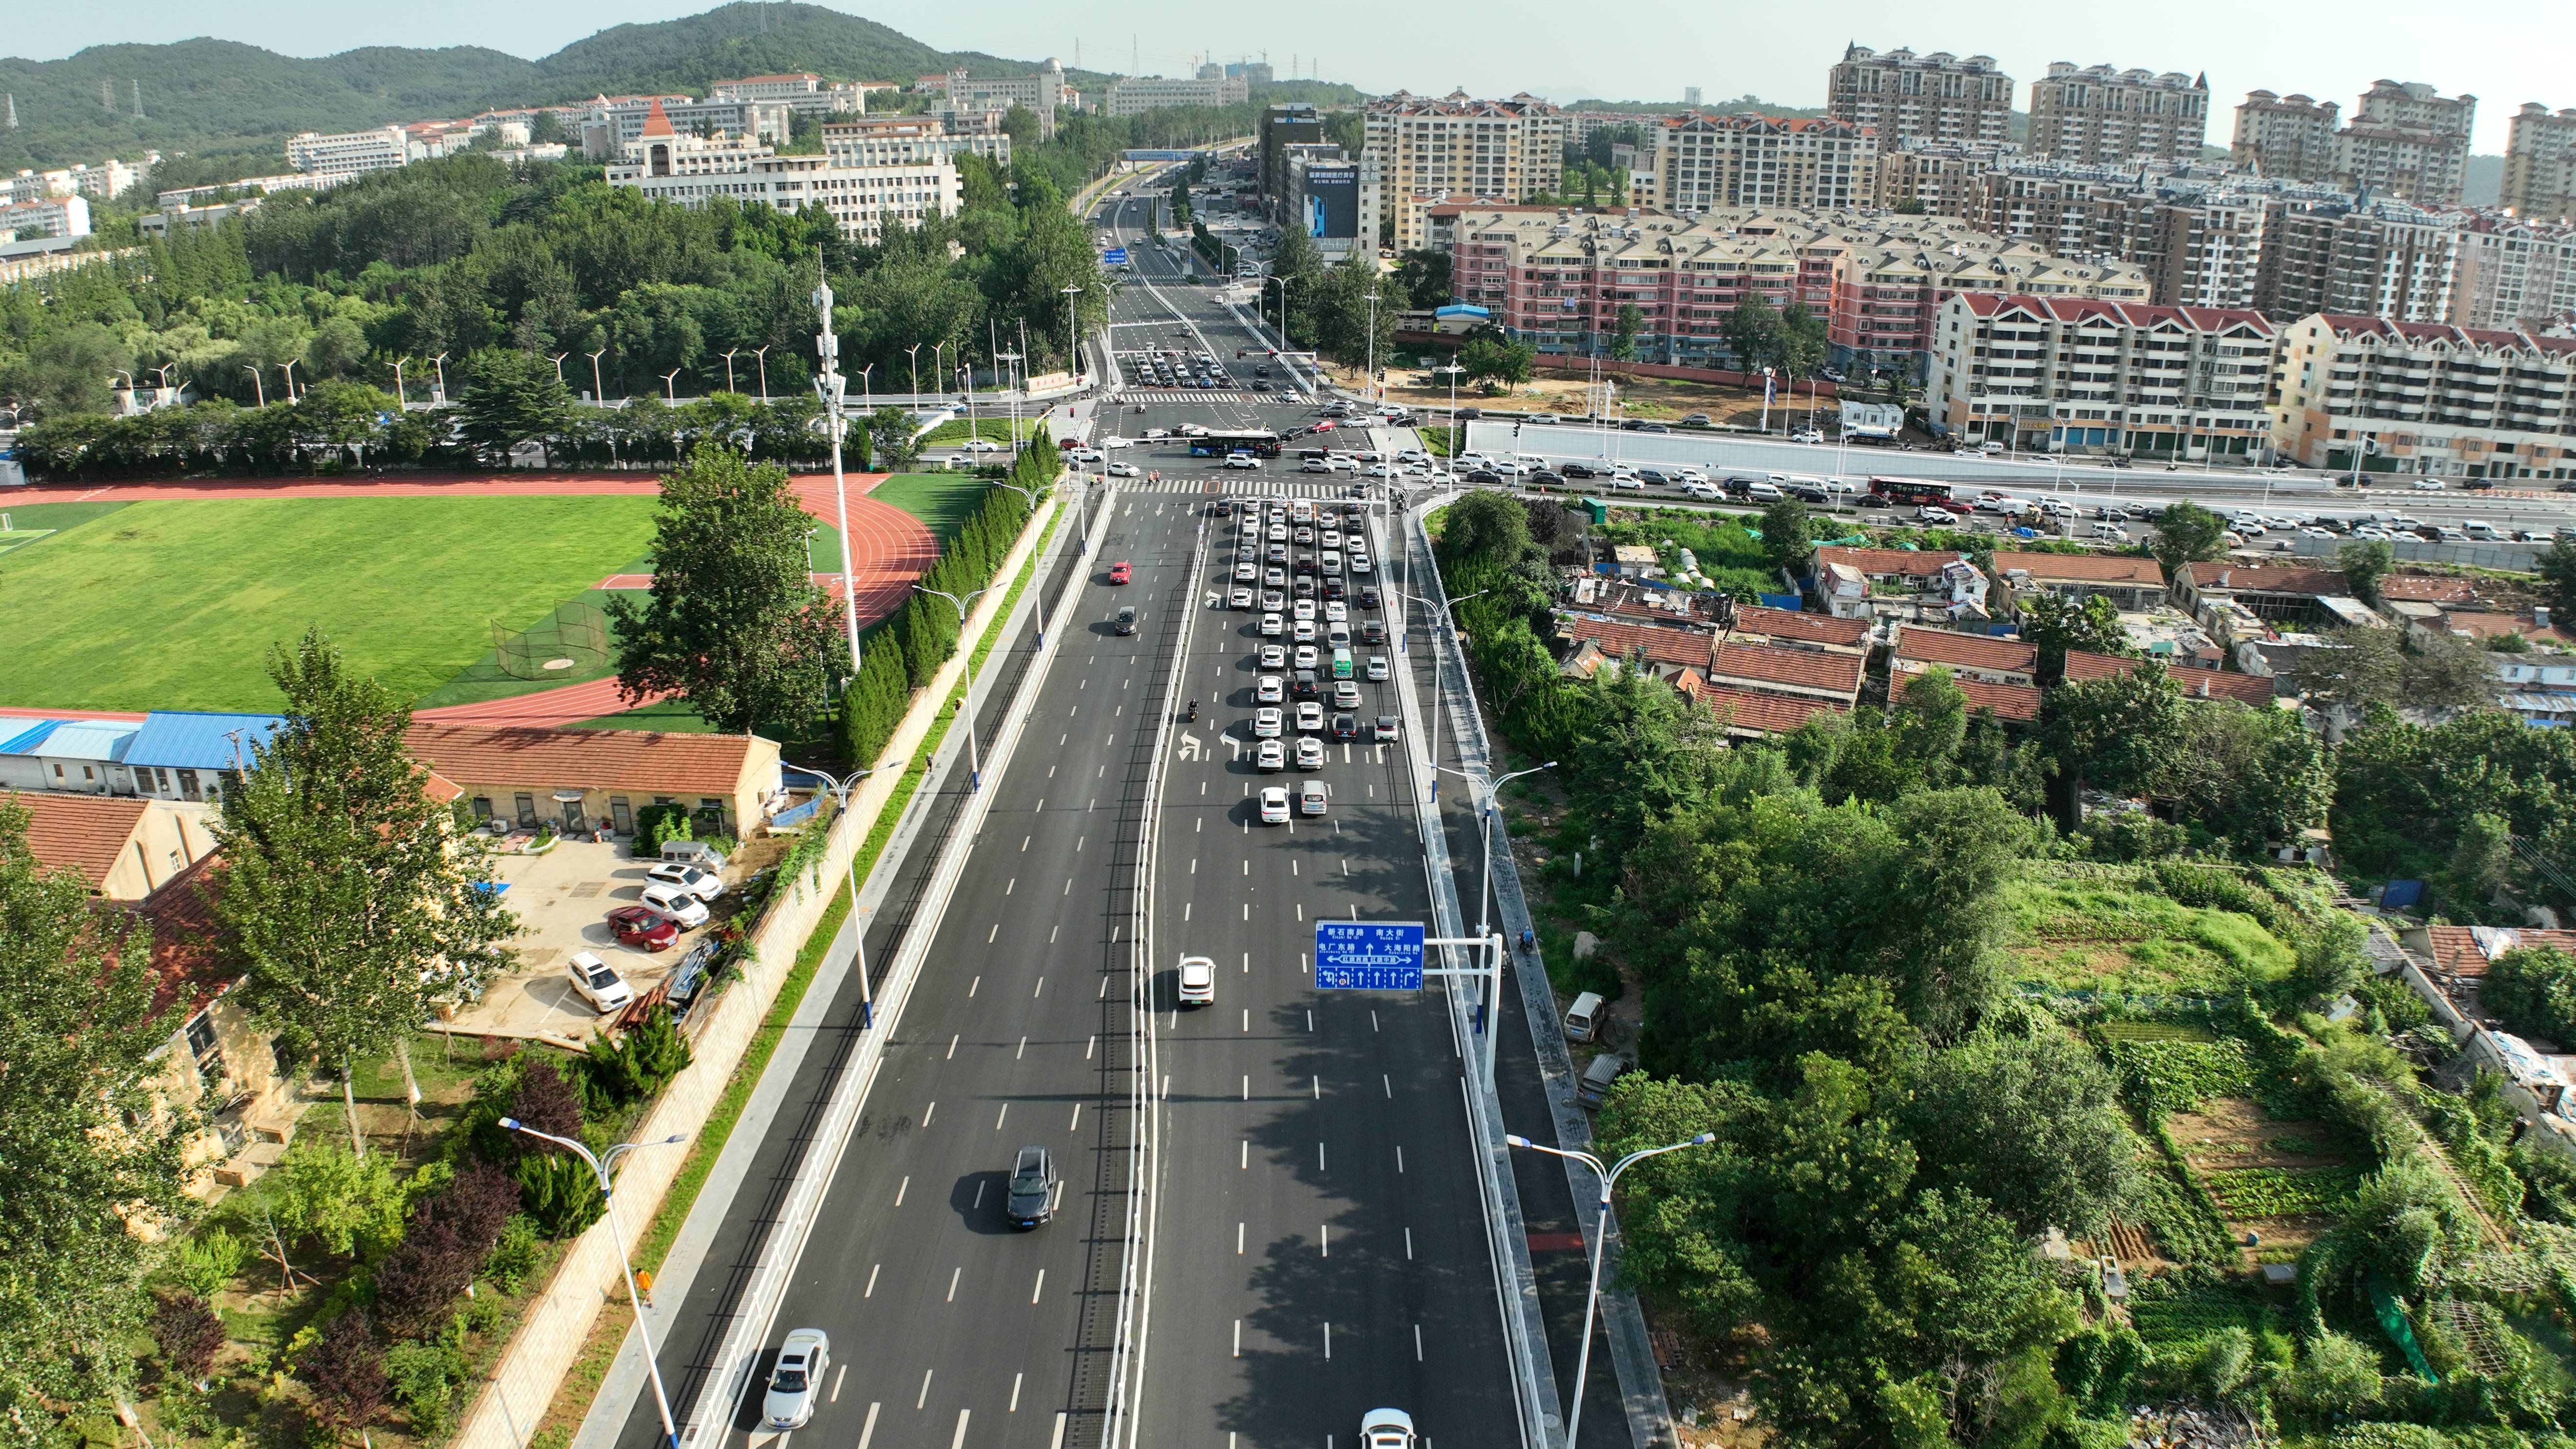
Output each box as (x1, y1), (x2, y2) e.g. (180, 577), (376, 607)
(12, 469), (945, 730)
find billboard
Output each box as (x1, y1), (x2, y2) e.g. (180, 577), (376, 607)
(1304, 163), (1359, 240)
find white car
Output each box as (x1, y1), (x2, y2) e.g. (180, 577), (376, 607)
(1106, 462), (1142, 478)
(1296, 701), (1325, 733)
(565, 951), (635, 1014)
(1226, 453), (1263, 469)
(645, 862), (725, 899)
(1292, 618), (1318, 643)
(1361, 1408), (1417, 1449)
(637, 882), (711, 928)
(1234, 563), (1257, 584)
(1176, 955), (1215, 1006)
(1293, 644), (1320, 670)
(1292, 599), (1317, 621)
(2412, 479), (2445, 490)
(1256, 674), (1284, 704)
(1101, 436), (1132, 449)
(1229, 585), (1254, 608)
(1259, 786), (1291, 824)
(1259, 644), (1287, 669)
(1674, 468), (1709, 486)
(1255, 738), (1286, 772)
(1065, 447), (1102, 463)
(961, 438), (1003, 452)
(1790, 428), (1824, 444)
(1608, 477), (1646, 491)
(1252, 707), (1284, 738)
(1349, 552), (1373, 574)
(1261, 613), (1285, 638)
(762, 1329), (831, 1430)
(1324, 601), (1348, 624)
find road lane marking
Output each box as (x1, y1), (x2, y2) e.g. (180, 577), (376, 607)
(1406, 1227), (1414, 1259)
(922, 1103), (935, 1127)
(946, 1035), (958, 1059)
(967, 977), (980, 996)
(1234, 1319), (1242, 1357)
(1324, 1323), (1332, 1359)
(1087, 1034), (1096, 1058)
(1050, 1414), (1066, 1449)
(1383, 1074), (1392, 1098)
(1396, 1146), (1405, 1173)
(1291, 860), (1299, 877)
(947, 1267), (962, 1301)
(1296, 903), (1304, 921)
(1415, 1323), (1425, 1361)
(988, 924), (999, 942)
(1242, 1075), (1249, 1100)
(895, 1175), (910, 1205)
(1034, 977), (1044, 997)
(865, 1262), (881, 1295)
(995, 1103), (1008, 1130)
(1050, 926), (1060, 943)
(1184, 902), (1191, 920)
(1242, 952), (1249, 972)
(1312, 1075), (1319, 1098)
(1064, 877), (1073, 894)
(974, 1180), (986, 1210)
(916, 1370), (933, 1409)
(1070, 1102), (1082, 1131)
(1021, 837), (1029, 851)
(1237, 1221), (1245, 1254)
(1241, 1008), (1248, 1032)
(1017, 1035), (1027, 1059)
(1318, 1142), (1326, 1172)
(1307, 1010), (1314, 1032)
(1371, 1010), (1380, 1031)
(1031, 1269), (1046, 1304)
(949, 1410), (969, 1448)
(857, 1404), (880, 1449)
(830, 1364), (847, 1402)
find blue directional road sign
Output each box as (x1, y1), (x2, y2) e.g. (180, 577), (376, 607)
(1313, 921), (1426, 991)
(1102, 247), (1130, 265)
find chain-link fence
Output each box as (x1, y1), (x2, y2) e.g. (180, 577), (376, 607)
(490, 601), (610, 680)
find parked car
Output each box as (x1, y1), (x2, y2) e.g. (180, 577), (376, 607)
(565, 951), (635, 1013)
(645, 862), (724, 899)
(606, 906), (680, 952)
(637, 883), (710, 928)
(1006, 1145), (1060, 1228)
(762, 1329), (832, 1429)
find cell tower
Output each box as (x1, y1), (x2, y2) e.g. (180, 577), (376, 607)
(132, 79), (144, 120)
(101, 79), (114, 111)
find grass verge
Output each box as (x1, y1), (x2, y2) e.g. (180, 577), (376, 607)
(522, 497), (1065, 1449)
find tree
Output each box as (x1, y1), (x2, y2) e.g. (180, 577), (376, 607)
(1901, 1030), (2139, 1237)
(1889, 668), (1970, 780)
(1610, 302), (1645, 362)
(1775, 301), (1828, 380)
(1435, 489), (1535, 570)
(865, 405), (919, 471)
(454, 349), (574, 466)
(2539, 536), (2576, 624)
(2146, 500), (2230, 575)
(2151, 700), (2333, 847)
(301, 1310), (389, 1439)
(266, 1138), (407, 1262)
(1456, 335), (1535, 390)
(2292, 624), (2490, 713)
(215, 631), (516, 1150)
(2036, 658), (2187, 809)
(2016, 592), (2130, 684)
(605, 446), (841, 737)
(2281, 1331), (2382, 1416)
(1759, 497), (1816, 574)
(151, 1291), (227, 1384)
(1391, 248), (1452, 308)
(2486, 946), (2576, 1043)
(2337, 538), (2395, 607)
(0, 798), (199, 1430)
(1720, 294), (1782, 373)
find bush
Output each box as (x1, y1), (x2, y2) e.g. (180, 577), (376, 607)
(382, 1339), (467, 1434)
(507, 1058), (584, 1148)
(632, 804), (691, 858)
(484, 1213), (543, 1293)
(151, 1291), (226, 1383)
(300, 1309), (388, 1437)
(168, 1227), (250, 1300)
(370, 1219), (475, 1341)
(2479, 946), (2576, 1045)
(581, 1006), (694, 1109)
(514, 1151), (605, 1239)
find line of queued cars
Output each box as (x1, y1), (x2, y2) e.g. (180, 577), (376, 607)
(564, 843), (731, 1015)
(1228, 497), (1402, 827)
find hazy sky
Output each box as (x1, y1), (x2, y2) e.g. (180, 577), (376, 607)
(14, 0), (2571, 153)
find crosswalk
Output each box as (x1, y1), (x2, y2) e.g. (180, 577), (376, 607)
(1098, 477), (1382, 499)
(1111, 389), (1305, 404)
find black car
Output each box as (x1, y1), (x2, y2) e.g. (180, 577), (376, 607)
(1723, 477), (1756, 498)
(1211, 501), (1233, 517)
(1788, 484), (1830, 504)
(1358, 586), (1382, 609)
(1465, 469), (1503, 485)
(1858, 494), (1892, 508)
(1292, 669), (1321, 699)
(1114, 605), (1137, 635)
(1635, 468), (1672, 486)
(1360, 619), (1388, 644)
(1322, 578), (1346, 600)
(1330, 712), (1361, 740)
(1560, 462), (1598, 480)
(1456, 407), (1484, 420)
(1006, 1145), (1059, 1229)
(1294, 555), (1317, 576)
(1529, 469), (1565, 487)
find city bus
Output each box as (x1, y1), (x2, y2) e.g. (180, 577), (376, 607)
(1188, 429), (1283, 458)
(1868, 476), (1962, 508)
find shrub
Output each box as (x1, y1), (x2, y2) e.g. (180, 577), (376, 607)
(431, 1157), (522, 1254)
(370, 1218), (474, 1341)
(300, 1309), (389, 1438)
(632, 805), (691, 858)
(382, 1339), (467, 1434)
(2479, 946), (2576, 1045)
(507, 1057), (584, 1148)
(514, 1151), (605, 1238)
(484, 1213), (543, 1292)
(168, 1227), (250, 1300)
(151, 1291), (226, 1383)
(581, 1006), (694, 1109)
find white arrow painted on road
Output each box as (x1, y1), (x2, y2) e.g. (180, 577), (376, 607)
(1178, 733), (1202, 761)
(1226, 736), (1243, 760)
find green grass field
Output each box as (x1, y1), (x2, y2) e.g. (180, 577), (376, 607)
(918, 416), (1041, 446)
(0, 497), (660, 712)
(871, 472), (994, 546)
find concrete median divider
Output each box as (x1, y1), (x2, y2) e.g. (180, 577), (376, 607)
(452, 491), (1062, 1449)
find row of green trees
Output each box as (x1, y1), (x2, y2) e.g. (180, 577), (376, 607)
(840, 440), (1057, 767)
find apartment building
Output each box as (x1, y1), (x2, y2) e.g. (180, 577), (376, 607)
(2452, 216), (2576, 330)
(606, 101), (960, 244)
(2503, 104), (2576, 222)
(578, 94), (789, 158)
(1431, 202), (2145, 373)
(820, 115), (1011, 170)
(1641, 114), (1873, 216)
(1922, 292), (2280, 458)
(0, 195), (92, 247)
(1104, 74), (1248, 117)
(2025, 62), (2210, 166)
(2335, 80), (2475, 206)
(1827, 45), (2014, 152)
(2271, 313), (2576, 480)
(1366, 92), (1566, 249)
(286, 127), (409, 181)
(2231, 92), (2340, 181)
(709, 73), (868, 116)
(927, 61), (1078, 139)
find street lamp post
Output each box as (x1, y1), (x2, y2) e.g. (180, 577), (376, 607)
(813, 768), (880, 1025)
(720, 348), (741, 395)
(392, 357), (410, 409)
(587, 349), (607, 406)
(932, 342), (953, 408)
(550, 353), (569, 389)
(661, 370), (681, 403)
(243, 365), (265, 408)
(1432, 760), (1555, 1066)
(1062, 284), (1084, 384)
(1436, 364), (1466, 473)
(987, 476), (1048, 642)
(814, 266), (865, 680)
(497, 1119), (689, 1449)
(905, 343), (922, 403)
(431, 352), (448, 406)
(1505, 1131), (1720, 1449)
(914, 585), (993, 787)
(1364, 291), (1381, 405)
(753, 344), (771, 403)
(277, 359), (299, 402)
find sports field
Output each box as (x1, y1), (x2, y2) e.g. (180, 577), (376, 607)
(870, 471), (995, 546)
(0, 496), (660, 712)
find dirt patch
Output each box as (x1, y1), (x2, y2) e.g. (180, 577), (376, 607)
(1645, 1306), (1769, 1449)
(2168, 1099), (2346, 1171)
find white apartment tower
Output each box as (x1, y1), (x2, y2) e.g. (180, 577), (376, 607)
(2025, 62), (2210, 165)
(1826, 45), (2014, 152)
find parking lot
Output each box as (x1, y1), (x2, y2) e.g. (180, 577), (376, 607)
(434, 837), (724, 1046)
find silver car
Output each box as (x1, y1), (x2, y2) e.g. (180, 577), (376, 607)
(763, 1328), (831, 1429)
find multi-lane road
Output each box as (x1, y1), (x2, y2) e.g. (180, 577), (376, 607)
(596, 170), (1543, 1449)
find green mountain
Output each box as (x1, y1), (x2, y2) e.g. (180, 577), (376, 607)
(0, 3), (1099, 176)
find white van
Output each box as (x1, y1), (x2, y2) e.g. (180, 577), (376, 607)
(2462, 520), (2502, 541)
(1745, 479), (1784, 502)
(1563, 991), (1604, 1043)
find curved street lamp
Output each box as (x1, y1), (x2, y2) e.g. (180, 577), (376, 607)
(912, 584), (992, 788)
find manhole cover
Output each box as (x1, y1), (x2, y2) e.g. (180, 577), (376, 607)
(543, 657), (577, 671)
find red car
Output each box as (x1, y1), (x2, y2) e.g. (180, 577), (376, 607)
(607, 905), (680, 952)
(1108, 561), (1132, 585)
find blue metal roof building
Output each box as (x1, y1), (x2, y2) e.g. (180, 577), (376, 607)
(125, 712), (286, 772)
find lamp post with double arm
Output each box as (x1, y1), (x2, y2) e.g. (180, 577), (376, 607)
(812, 767), (879, 1024)
(1504, 1131), (1720, 1449)
(913, 584), (993, 788)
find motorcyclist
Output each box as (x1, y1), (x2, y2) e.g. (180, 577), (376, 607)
(1187, 699), (1199, 721)
(1519, 928), (1535, 954)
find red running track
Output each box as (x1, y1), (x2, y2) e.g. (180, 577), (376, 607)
(18, 471), (944, 730)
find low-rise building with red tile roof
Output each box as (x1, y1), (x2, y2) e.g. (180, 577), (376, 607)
(1707, 642), (1866, 704)
(13, 791), (217, 901)
(1947, 675), (2042, 722)
(1987, 549), (2169, 613)
(405, 722), (785, 838)
(1701, 686), (1851, 740)
(1892, 625), (2038, 686)
(1731, 604), (1870, 654)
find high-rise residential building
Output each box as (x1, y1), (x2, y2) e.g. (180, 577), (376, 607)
(2503, 103), (2576, 221)
(2334, 80), (2475, 205)
(1641, 114), (1873, 216)
(1826, 45), (2013, 152)
(2230, 91), (2339, 180)
(1224, 61), (1274, 84)
(2451, 216), (2576, 329)
(605, 99), (960, 245)
(2272, 314), (2576, 480)
(1364, 91), (1566, 250)
(1259, 103), (1326, 216)
(1923, 292), (2280, 459)
(286, 127), (409, 181)
(1103, 74), (1248, 117)
(2026, 63), (2210, 165)
(927, 61), (1077, 139)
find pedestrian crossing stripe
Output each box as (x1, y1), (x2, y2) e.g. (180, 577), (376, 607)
(1112, 479), (1384, 497)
